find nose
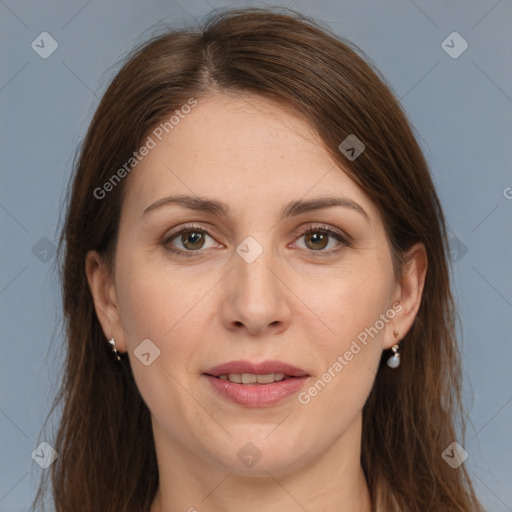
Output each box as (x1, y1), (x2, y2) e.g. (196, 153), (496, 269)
(220, 239), (292, 336)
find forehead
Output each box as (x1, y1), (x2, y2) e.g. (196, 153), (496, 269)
(121, 93), (380, 222)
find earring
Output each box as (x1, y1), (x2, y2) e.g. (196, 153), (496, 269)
(108, 337), (122, 361)
(386, 330), (401, 369)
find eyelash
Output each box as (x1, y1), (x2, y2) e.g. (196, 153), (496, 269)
(161, 223), (350, 258)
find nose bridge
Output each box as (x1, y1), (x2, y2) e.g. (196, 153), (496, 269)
(234, 233), (277, 295)
(223, 231), (289, 332)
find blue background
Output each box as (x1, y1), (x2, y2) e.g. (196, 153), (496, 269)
(1, 1), (511, 510)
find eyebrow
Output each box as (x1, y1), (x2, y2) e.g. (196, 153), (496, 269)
(142, 194), (369, 221)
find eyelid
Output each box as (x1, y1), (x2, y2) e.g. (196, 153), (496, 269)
(162, 222), (351, 256)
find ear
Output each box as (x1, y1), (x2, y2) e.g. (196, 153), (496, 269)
(85, 250), (127, 353)
(384, 242), (428, 349)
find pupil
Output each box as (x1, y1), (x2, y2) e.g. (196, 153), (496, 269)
(307, 231), (327, 250)
(183, 231), (203, 249)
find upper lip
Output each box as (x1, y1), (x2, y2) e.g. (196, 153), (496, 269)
(204, 360), (309, 377)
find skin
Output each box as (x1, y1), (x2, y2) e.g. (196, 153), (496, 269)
(86, 92), (427, 512)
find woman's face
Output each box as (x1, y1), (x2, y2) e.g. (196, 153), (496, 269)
(88, 92), (423, 477)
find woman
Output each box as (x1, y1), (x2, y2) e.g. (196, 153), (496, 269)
(32, 7), (486, 512)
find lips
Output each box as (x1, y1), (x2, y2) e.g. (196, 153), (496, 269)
(203, 360), (310, 407)
(204, 360), (309, 378)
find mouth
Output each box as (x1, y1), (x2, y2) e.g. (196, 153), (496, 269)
(202, 360), (310, 407)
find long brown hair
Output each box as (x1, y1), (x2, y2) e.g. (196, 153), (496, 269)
(32, 7), (485, 512)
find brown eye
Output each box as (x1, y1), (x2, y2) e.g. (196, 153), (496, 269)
(162, 225), (218, 256)
(294, 225), (349, 256)
(179, 230), (206, 250)
(304, 231), (329, 251)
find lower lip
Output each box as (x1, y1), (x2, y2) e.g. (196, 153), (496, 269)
(203, 375), (309, 407)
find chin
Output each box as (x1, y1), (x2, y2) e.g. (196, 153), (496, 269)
(206, 438), (311, 477)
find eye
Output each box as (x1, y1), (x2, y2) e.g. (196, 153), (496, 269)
(293, 224), (349, 256)
(162, 225), (219, 257)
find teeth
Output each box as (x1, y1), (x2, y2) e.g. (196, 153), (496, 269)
(217, 373), (287, 384)
(255, 373), (284, 384)
(241, 373), (256, 384)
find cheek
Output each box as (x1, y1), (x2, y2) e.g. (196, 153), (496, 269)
(297, 258), (394, 403)
(306, 261), (394, 346)
(114, 260), (205, 428)
(114, 254), (219, 392)
(115, 269), (168, 342)
(296, 276), (388, 427)
(115, 252), (204, 342)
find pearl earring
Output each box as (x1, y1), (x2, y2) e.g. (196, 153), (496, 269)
(386, 330), (401, 369)
(108, 337), (122, 361)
